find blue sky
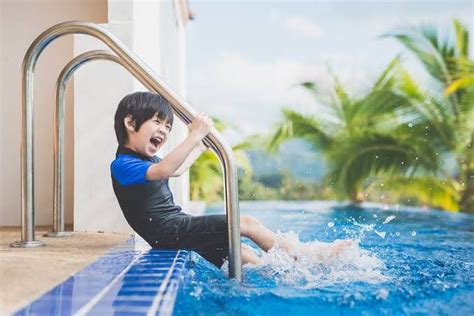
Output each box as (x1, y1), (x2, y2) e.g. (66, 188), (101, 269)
(186, 1), (472, 141)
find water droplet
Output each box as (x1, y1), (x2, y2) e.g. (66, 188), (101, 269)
(327, 222), (335, 228)
(149, 218), (153, 221)
(408, 123), (413, 128)
(383, 215), (396, 224)
(411, 231), (417, 236)
(375, 155), (379, 159)
(395, 232), (401, 237)
(374, 230), (386, 239)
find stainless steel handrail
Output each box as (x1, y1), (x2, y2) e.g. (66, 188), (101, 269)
(45, 50), (129, 238)
(10, 22), (242, 281)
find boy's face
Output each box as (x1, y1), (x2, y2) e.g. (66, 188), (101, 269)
(124, 114), (172, 157)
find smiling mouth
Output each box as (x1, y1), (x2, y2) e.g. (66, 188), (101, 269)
(150, 136), (162, 148)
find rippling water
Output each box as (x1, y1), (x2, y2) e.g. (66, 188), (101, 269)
(174, 201), (474, 315)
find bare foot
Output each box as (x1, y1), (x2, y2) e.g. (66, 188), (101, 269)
(293, 239), (353, 264)
(331, 239), (353, 259)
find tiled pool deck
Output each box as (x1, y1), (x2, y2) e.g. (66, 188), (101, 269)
(14, 237), (189, 316)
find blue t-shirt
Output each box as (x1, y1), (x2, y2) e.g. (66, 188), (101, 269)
(110, 154), (154, 186)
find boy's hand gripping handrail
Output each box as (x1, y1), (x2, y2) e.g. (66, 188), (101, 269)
(10, 21), (242, 281)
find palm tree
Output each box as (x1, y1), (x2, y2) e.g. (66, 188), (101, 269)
(269, 19), (472, 212)
(269, 59), (442, 205)
(386, 19), (473, 212)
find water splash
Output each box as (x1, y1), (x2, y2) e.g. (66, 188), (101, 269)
(242, 231), (388, 289)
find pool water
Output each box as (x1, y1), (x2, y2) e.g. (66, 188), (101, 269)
(174, 201), (474, 315)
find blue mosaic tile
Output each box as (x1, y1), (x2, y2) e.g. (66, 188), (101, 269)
(14, 236), (189, 316)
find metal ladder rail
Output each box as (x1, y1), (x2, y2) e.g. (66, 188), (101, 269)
(45, 50), (135, 237)
(9, 21), (242, 281)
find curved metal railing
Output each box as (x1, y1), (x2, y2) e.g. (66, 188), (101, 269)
(45, 50), (129, 238)
(9, 22), (242, 281)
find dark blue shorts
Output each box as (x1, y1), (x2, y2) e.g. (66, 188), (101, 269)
(144, 214), (229, 268)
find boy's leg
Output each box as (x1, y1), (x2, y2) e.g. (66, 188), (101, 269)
(240, 215), (352, 259)
(240, 215), (353, 261)
(240, 215), (296, 253)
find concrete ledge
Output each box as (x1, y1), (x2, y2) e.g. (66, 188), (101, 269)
(0, 226), (131, 315)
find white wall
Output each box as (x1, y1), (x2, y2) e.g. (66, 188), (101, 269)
(0, 0), (108, 227)
(73, 0), (189, 233)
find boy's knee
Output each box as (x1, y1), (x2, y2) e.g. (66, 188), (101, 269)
(240, 215), (261, 235)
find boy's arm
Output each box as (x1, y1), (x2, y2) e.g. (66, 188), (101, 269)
(145, 113), (213, 181)
(146, 134), (201, 180)
(170, 141), (207, 177)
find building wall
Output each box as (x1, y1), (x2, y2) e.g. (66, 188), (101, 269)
(0, 0), (108, 227)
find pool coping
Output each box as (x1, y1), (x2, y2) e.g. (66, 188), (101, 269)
(13, 236), (189, 316)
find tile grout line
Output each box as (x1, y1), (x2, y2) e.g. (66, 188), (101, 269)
(147, 250), (181, 316)
(73, 250), (147, 316)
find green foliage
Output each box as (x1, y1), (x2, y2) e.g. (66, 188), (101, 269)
(267, 18), (473, 212)
(189, 116), (252, 202)
(238, 170), (336, 201)
(380, 175), (460, 211)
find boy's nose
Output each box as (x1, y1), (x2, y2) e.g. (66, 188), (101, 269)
(157, 125), (168, 134)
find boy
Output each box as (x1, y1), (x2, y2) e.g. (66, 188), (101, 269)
(111, 92), (351, 268)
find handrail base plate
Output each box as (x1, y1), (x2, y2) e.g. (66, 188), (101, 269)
(43, 231), (73, 237)
(10, 240), (46, 248)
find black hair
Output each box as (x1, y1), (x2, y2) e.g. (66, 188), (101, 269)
(114, 91), (174, 145)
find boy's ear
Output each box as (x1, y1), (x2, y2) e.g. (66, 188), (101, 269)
(124, 115), (136, 132)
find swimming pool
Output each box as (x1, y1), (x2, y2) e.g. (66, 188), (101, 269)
(174, 201), (474, 315)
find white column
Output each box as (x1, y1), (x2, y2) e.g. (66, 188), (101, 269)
(73, 0), (189, 232)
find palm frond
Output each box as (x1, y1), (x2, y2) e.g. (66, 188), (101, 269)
(372, 56), (401, 91)
(301, 81), (317, 93)
(385, 25), (454, 85)
(446, 76), (474, 95)
(267, 108), (332, 152)
(328, 132), (439, 196)
(453, 19), (469, 58)
(396, 67), (456, 149)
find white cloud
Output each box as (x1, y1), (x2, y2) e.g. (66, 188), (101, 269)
(285, 16), (323, 39)
(188, 54), (368, 141)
